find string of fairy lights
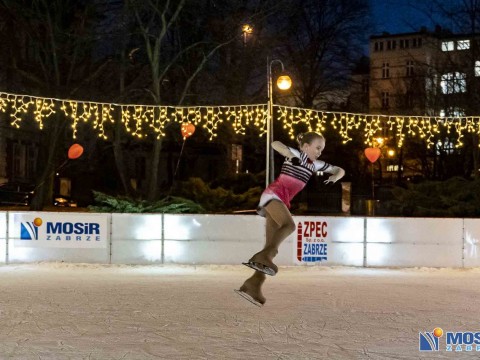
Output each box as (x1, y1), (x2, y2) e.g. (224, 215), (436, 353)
(1, 91), (480, 148)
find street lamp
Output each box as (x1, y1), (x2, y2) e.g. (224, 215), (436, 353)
(242, 24), (253, 46)
(266, 58), (292, 186)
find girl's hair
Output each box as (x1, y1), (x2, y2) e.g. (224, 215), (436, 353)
(296, 132), (324, 146)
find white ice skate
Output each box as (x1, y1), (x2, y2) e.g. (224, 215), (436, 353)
(242, 261), (276, 276)
(234, 289), (264, 307)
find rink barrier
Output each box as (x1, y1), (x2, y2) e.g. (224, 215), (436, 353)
(0, 211), (479, 267)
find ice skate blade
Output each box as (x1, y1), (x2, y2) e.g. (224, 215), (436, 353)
(242, 261), (276, 276)
(234, 289), (263, 307)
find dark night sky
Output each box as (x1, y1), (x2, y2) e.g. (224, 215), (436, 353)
(370, 0), (447, 35)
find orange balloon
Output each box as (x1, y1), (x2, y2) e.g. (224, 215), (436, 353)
(365, 147), (381, 163)
(68, 143), (84, 160)
(181, 123), (195, 139)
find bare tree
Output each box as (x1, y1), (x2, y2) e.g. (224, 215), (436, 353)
(127, 0), (276, 200)
(0, 0), (111, 209)
(272, 0), (370, 108)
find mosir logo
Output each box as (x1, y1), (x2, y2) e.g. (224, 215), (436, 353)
(296, 220), (328, 262)
(15, 214), (107, 249)
(45, 221), (101, 241)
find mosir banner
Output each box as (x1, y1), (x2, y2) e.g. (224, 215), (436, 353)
(13, 213), (108, 249)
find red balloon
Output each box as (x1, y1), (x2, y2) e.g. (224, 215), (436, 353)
(365, 147), (381, 163)
(181, 123), (195, 139)
(68, 143), (84, 160)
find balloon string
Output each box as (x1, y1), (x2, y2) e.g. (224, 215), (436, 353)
(173, 138), (187, 179)
(32, 159), (70, 193)
(371, 163), (375, 199)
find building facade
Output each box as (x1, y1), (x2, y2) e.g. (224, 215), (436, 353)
(367, 27), (480, 182)
(369, 26), (480, 117)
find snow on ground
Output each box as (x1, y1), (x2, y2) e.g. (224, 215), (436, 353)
(0, 263), (479, 359)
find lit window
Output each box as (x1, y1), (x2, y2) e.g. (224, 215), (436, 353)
(440, 72), (467, 94)
(442, 41), (454, 51)
(457, 40), (470, 50)
(440, 107), (466, 117)
(475, 61), (480, 76)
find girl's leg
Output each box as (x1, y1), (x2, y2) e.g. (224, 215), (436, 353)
(237, 201), (295, 304)
(238, 270), (266, 305)
(249, 200), (296, 273)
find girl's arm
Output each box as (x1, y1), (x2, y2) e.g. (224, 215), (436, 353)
(272, 141), (299, 160)
(323, 164), (345, 184)
(315, 161), (345, 184)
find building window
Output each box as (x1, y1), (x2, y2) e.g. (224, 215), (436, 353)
(381, 92), (389, 109)
(362, 78), (369, 94)
(387, 40), (396, 50)
(400, 39), (409, 49)
(440, 107), (465, 117)
(405, 91), (414, 108)
(10, 141), (37, 181)
(475, 61), (480, 77)
(441, 72), (467, 94)
(406, 60), (414, 77)
(374, 41), (384, 51)
(382, 62), (390, 78)
(442, 41), (454, 51)
(457, 39), (470, 50)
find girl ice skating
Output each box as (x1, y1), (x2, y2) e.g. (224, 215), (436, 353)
(235, 132), (345, 306)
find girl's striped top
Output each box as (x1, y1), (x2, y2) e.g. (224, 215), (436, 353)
(280, 147), (332, 184)
(257, 147), (335, 212)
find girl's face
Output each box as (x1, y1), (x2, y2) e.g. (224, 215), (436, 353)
(301, 137), (325, 162)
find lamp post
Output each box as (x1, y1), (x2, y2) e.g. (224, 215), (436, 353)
(242, 24), (253, 46)
(266, 58), (292, 186)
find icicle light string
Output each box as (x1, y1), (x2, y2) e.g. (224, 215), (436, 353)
(2, 91), (480, 148)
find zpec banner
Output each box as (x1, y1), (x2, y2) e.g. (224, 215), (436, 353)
(296, 220), (328, 262)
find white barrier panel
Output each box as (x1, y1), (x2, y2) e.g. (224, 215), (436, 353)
(463, 219), (480, 267)
(0, 212), (6, 263)
(8, 212), (110, 263)
(111, 214), (163, 264)
(163, 214), (266, 264)
(1, 211), (479, 267)
(366, 217), (463, 267)
(290, 216), (365, 267)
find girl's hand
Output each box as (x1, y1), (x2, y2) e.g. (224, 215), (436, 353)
(324, 167), (345, 184)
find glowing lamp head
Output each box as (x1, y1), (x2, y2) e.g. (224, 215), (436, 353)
(242, 24), (253, 34)
(276, 75), (292, 90)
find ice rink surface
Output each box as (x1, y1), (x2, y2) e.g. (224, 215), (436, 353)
(0, 263), (479, 359)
